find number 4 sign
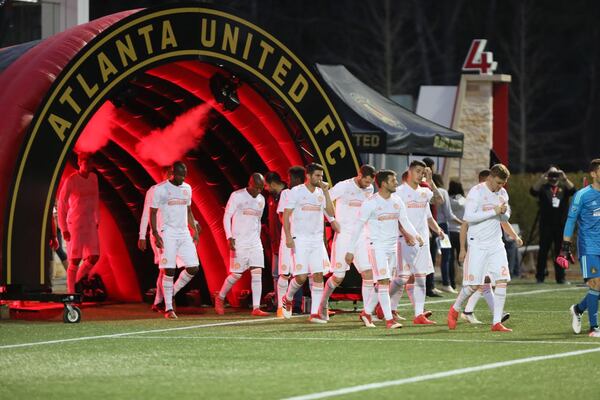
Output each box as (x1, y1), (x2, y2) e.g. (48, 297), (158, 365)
(462, 39), (498, 75)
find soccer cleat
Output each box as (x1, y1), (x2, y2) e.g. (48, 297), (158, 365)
(359, 310), (376, 328)
(374, 304), (384, 320)
(309, 314), (328, 324)
(440, 285), (457, 294)
(570, 305), (582, 334)
(461, 312), (482, 324)
(164, 310), (178, 319)
(151, 303), (165, 313)
(276, 307), (284, 319)
(588, 327), (600, 337)
(413, 313), (437, 325)
(282, 297), (293, 319)
(424, 310), (433, 318)
(491, 322), (512, 332)
(251, 308), (269, 317)
(214, 296), (225, 315)
(318, 303), (330, 321)
(447, 306), (459, 330)
(327, 309), (336, 317)
(386, 319), (402, 329)
(501, 313), (511, 323)
(391, 310), (406, 321)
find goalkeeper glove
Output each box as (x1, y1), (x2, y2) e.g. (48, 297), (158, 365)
(556, 241), (575, 269)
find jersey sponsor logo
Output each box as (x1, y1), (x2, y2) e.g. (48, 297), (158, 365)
(242, 209), (262, 216)
(167, 199), (188, 206)
(301, 204), (321, 212)
(348, 200), (362, 207)
(482, 204), (496, 211)
(406, 201), (427, 208)
(377, 213), (399, 221)
(593, 207), (600, 217)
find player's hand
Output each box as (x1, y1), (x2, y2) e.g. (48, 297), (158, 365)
(49, 237), (59, 250)
(63, 231), (71, 242)
(286, 236), (295, 250)
(154, 234), (164, 249)
(516, 236), (523, 247)
(416, 235), (424, 247)
(404, 233), (416, 246)
(437, 228), (445, 240)
(424, 167), (433, 183)
(494, 204), (508, 215)
(330, 220), (341, 233)
(318, 181), (329, 190)
(193, 231), (199, 244)
(459, 248), (466, 264)
(138, 239), (147, 251)
(556, 241), (575, 269)
(345, 252), (354, 265)
(228, 238), (236, 251)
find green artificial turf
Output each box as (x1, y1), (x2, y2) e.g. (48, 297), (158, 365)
(1, 283), (599, 399)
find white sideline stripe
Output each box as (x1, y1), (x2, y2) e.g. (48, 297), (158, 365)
(0, 316), (296, 350)
(117, 335), (600, 347)
(281, 347), (600, 400)
(0, 287), (581, 350)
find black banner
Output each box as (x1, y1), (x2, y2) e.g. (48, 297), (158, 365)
(3, 4), (359, 286)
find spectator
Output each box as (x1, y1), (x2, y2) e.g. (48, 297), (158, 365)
(530, 166), (576, 283)
(421, 157), (444, 297)
(448, 179), (466, 271)
(265, 171), (287, 299)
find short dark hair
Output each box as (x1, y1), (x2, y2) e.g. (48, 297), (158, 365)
(173, 161), (186, 171)
(359, 164), (376, 178)
(589, 159), (600, 173)
(448, 180), (464, 197)
(265, 171), (283, 185)
(409, 160), (426, 169)
(306, 162), (325, 175)
(288, 165), (306, 183)
(422, 157), (435, 168)
(490, 164), (510, 180)
(375, 169), (396, 187)
(478, 169), (491, 181)
(432, 173), (444, 188)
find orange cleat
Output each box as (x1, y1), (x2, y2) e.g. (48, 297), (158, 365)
(375, 304), (384, 320)
(251, 308), (270, 317)
(359, 310), (376, 328)
(164, 310), (178, 319)
(214, 296), (225, 315)
(447, 306), (459, 330)
(413, 313), (437, 325)
(491, 322), (512, 332)
(391, 310), (406, 321)
(386, 319), (402, 329)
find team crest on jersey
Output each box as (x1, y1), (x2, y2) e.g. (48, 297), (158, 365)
(182, 189), (189, 197)
(591, 267), (597, 274)
(420, 192), (427, 198)
(335, 262), (343, 269)
(318, 196), (324, 202)
(393, 203), (400, 209)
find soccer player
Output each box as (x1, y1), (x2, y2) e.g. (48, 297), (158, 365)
(58, 153), (100, 293)
(215, 173), (269, 317)
(448, 164), (514, 332)
(281, 163), (334, 323)
(395, 160), (445, 325)
(150, 161), (200, 319)
(347, 169), (422, 329)
(559, 159), (600, 337)
(317, 165), (376, 320)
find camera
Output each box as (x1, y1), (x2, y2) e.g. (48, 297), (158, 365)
(547, 172), (560, 179)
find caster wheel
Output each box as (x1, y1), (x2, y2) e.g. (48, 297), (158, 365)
(63, 305), (81, 323)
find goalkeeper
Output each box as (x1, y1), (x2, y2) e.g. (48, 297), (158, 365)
(557, 159), (600, 337)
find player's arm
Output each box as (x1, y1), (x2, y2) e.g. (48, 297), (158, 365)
(463, 193), (503, 223)
(138, 189), (152, 251)
(321, 183), (335, 217)
(150, 207), (162, 249)
(57, 179), (71, 241)
(425, 168), (443, 205)
(426, 206), (444, 238)
(323, 210), (340, 233)
(458, 221), (468, 263)
(223, 193), (237, 250)
(283, 208), (294, 249)
(501, 221), (523, 247)
(188, 206), (199, 243)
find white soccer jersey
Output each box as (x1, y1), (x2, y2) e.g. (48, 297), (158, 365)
(329, 178), (374, 234)
(139, 181), (167, 239)
(355, 193), (417, 248)
(396, 183), (433, 239)
(464, 183), (510, 248)
(151, 180), (192, 235)
(223, 188), (265, 248)
(58, 172), (99, 232)
(285, 184), (327, 240)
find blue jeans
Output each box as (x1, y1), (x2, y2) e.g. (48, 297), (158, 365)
(439, 223), (455, 287)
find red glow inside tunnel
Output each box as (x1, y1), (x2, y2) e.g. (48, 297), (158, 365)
(55, 60), (306, 305)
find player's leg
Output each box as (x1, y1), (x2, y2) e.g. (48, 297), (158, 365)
(488, 246), (512, 331)
(215, 249), (245, 315)
(320, 234), (350, 318)
(308, 244), (326, 322)
(282, 243), (308, 318)
(66, 257), (81, 293)
(159, 236), (179, 318)
(448, 246), (486, 329)
(246, 245), (267, 315)
(413, 244), (435, 324)
(378, 249), (401, 329)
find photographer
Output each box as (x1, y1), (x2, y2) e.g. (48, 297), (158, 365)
(530, 166), (576, 283)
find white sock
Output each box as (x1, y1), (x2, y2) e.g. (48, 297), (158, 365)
(413, 275), (426, 316)
(285, 277), (303, 301)
(389, 276), (407, 311)
(493, 283), (507, 324)
(76, 260), (94, 282)
(361, 279), (374, 311)
(173, 270), (194, 296)
(464, 288), (483, 313)
(453, 286), (476, 311)
(311, 282), (324, 315)
(154, 272), (164, 305)
(308, 275), (314, 291)
(321, 277), (339, 309)
(406, 283), (415, 306)
(219, 274), (241, 300)
(277, 276), (289, 308)
(251, 271), (262, 309)
(162, 275), (174, 311)
(365, 285), (379, 315)
(67, 264), (77, 293)
(378, 285), (392, 320)
(482, 283), (495, 312)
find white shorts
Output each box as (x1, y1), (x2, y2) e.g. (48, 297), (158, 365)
(230, 245), (264, 273)
(292, 239), (328, 276)
(159, 234), (199, 269)
(462, 243), (510, 285)
(278, 240), (294, 276)
(151, 235), (184, 268)
(368, 245), (397, 281)
(66, 224), (99, 259)
(398, 241), (434, 276)
(330, 232), (371, 274)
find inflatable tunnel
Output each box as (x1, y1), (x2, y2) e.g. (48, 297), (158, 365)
(0, 4), (359, 304)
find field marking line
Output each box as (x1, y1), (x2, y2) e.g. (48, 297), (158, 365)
(281, 346), (600, 400)
(0, 316), (299, 350)
(116, 335), (600, 347)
